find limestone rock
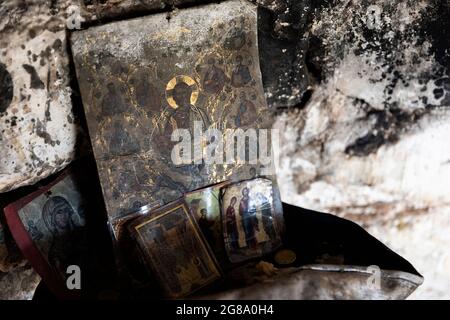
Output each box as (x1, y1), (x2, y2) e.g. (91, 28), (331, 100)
(275, 0), (450, 299)
(0, 264), (40, 300)
(0, 0), (79, 193)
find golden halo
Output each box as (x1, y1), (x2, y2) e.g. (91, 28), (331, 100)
(165, 75), (199, 109)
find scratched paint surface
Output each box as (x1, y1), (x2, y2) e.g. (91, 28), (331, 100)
(71, 0), (274, 222)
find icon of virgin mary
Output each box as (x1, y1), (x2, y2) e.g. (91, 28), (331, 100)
(42, 196), (85, 276)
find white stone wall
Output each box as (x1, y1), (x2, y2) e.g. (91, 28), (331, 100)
(275, 0), (450, 299)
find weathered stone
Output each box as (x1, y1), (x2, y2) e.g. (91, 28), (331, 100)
(0, 264), (40, 300)
(71, 0), (273, 224)
(275, 0), (450, 299)
(0, 0), (445, 300)
(0, 0), (79, 193)
(78, 0), (212, 22)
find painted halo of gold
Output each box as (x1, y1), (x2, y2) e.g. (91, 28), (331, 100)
(165, 75), (199, 109)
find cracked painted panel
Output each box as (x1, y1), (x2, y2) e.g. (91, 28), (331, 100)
(0, 1), (79, 193)
(71, 0), (274, 223)
(16, 173), (87, 282)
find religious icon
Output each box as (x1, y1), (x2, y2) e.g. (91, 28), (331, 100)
(109, 201), (163, 289)
(71, 0), (275, 262)
(221, 178), (284, 263)
(231, 55), (253, 87)
(108, 121), (140, 156)
(128, 199), (222, 298)
(41, 196), (85, 274)
(185, 181), (229, 263)
(3, 164), (91, 298)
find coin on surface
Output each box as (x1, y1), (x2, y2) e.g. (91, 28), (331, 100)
(274, 249), (297, 265)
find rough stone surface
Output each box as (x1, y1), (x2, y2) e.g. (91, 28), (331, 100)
(0, 0), (79, 193)
(202, 265), (422, 300)
(275, 0), (450, 299)
(0, 219), (27, 272)
(71, 0), (273, 222)
(0, 264), (40, 300)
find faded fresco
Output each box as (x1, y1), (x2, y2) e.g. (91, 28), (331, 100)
(0, 220), (26, 272)
(0, 265), (40, 300)
(71, 0), (273, 224)
(185, 182), (228, 261)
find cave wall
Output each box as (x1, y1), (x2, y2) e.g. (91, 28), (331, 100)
(275, 0), (450, 299)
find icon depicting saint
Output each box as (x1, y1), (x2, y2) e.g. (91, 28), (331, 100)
(225, 197), (239, 250)
(231, 55), (252, 88)
(239, 187), (259, 249)
(201, 58), (228, 95)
